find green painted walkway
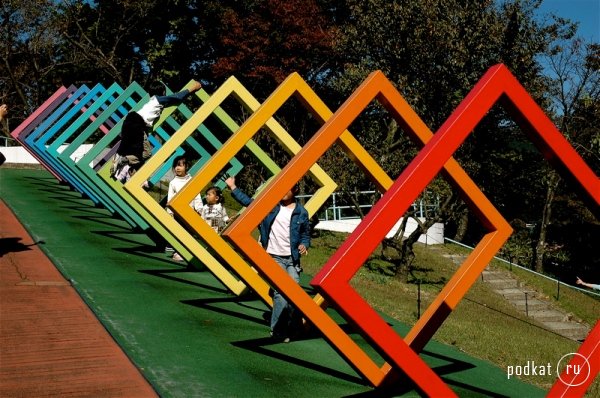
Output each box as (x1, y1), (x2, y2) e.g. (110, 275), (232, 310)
(0, 168), (546, 397)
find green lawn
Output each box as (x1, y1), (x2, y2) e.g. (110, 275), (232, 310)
(302, 230), (599, 395)
(3, 167), (595, 396)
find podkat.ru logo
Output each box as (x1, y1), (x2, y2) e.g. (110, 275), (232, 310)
(507, 353), (591, 386)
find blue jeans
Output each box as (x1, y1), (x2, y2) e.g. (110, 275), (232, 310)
(270, 255), (300, 336)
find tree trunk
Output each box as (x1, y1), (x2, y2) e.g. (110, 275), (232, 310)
(533, 170), (560, 272)
(453, 207), (469, 241)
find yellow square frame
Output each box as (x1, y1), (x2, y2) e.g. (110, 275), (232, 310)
(127, 76), (336, 303)
(170, 73), (393, 309)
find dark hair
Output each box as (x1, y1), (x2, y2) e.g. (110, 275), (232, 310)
(172, 155), (189, 170)
(147, 80), (166, 96)
(206, 186), (225, 204)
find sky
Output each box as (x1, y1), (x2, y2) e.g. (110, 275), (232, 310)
(535, 0), (600, 43)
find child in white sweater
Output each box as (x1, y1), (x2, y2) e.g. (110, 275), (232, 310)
(200, 186), (230, 234)
(166, 155), (203, 261)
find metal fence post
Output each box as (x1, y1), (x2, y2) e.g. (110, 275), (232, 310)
(417, 280), (421, 319)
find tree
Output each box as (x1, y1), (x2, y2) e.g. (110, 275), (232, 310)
(54, 0), (210, 87)
(321, 0), (572, 278)
(209, 0), (337, 94)
(1, 0), (67, 128)
(2, 0), (594, 283)
(533, 37), (599, 274)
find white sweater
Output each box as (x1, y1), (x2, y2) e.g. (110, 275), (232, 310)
(166, 174), (203, 215)
(136, 96), (162, 127)
(200, 203), (230, 233)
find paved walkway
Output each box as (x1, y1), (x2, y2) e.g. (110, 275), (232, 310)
(0, 201), (158, 397)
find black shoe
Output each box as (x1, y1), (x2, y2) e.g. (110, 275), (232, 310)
(269, 331), (289, 343)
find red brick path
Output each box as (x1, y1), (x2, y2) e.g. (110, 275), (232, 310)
(0, 201), (158, 397)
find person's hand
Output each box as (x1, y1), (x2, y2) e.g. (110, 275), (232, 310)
(576, 277), (583, 285)
(225, 176), (236, 190)
(298, 244), (308, 255)
(0, 104), (8, 120)
(227, 213), (239, 225)
(189, 81), (202, 93)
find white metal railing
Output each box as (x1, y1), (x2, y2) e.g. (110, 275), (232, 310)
(297, 190), (440, 221)
(444, 237), (600, 297)
(1, 136), (17, 147)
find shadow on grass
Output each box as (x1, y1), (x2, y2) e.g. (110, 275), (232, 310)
(182, 293), (364, 339)
(25, 177), (109, 211)
(185, 294), (410, 390)
(231, 337), (367, 386)
(90, 229), (162, 251)
(25, 178), (81, 196)
(73, 214), (134, 231)
(23, 175), (65, 185)
(140, 268), (229, 294)
(38, 189), (106, 213)
(181, 296), (268, 326)
(343, 377), (509, 398)
(423, 349), (476, 376)
(343, 350), (508, 397)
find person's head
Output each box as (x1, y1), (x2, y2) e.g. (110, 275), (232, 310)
(147, 80), (167, 96)
(205, 186), (224, 205)
(172, 155), (189, 177)
(280, 184), (299, 205)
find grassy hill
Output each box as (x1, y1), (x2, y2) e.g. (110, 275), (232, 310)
(301, 230), (599, 394)
(148, 183), (600, 394)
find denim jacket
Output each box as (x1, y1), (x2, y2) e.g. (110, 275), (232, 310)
(230, 187), (310, 264)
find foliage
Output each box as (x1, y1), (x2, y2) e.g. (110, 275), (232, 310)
(0, 0), (597, 285)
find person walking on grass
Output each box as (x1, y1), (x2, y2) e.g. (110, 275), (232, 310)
(225, 176), (310, 342)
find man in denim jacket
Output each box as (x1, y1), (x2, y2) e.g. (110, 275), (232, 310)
(225, 176), (310, 342)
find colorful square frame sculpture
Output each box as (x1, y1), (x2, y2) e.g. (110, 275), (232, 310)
(19, 85), (94, 187)
(24, 84), (123, 210)
(172, 72), (398, 312)
(88, 81), (237, 261)
(220, 71), (500, 394)
(57, 83), (149, 228)
(392, 64), (597, 388)
(127, 76), (336, 303)
(47, 83), (132, 213)
(225, 64), (599, 393)
(28, 84), (108, 203)
(10, 86), (73, 182)
(71, 83), (161, 230)
(79, 81), (240, 233)
(115, 80), (279, 281)
(86, 83), (242, 232)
